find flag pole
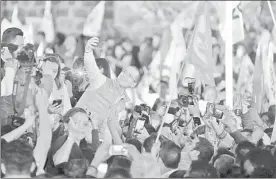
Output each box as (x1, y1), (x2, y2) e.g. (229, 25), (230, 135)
(225, 1), (233, 109)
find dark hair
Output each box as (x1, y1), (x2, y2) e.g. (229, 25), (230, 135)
(242, 148), (275, 176)
(188, 160), (218, 178)
(109, 156), (132, 173)
(64, 159), (89, 178)
(235, 141), (256, 163)
(212, 148), (235, 164)
(126, 138), (142, 153)
(1, 139), (34, 175)
(2, 27), (24, 43)
(42, 54), (62, 89)
(56, 32), (66, 46)
(104, 168), (132, 178)
(169, 170), (186, 178)
(159, 141), (181, 169)
(194, 137), (214, 163)
(95, 58), (111, 78)
(37, 31), (45, 38)
(226, 165), (243, 178)
(251, 167), (274, 178)
(63, 107), (87, 123)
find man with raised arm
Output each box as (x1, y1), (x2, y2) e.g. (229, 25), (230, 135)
(76, 37), (140, 143)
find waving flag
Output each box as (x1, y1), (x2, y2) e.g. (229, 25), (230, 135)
(41, 1), (55, 43)
(264, 42), (276, 105)
(1, 18), (13, 38)
(167, 20), (187, 99)
(232, 7), (245, 44)
(83, 1), (106, 37)
(24, 23), (34, 44)
(11, 4), (23, 28)
(252, 43), (264, 113)
(186, 1), (215, 86)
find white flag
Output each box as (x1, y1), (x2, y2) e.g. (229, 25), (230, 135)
(83, 1), (106, 37)
(24, 23), (34, 44)
(11, 4), (23, 28)
(1, 18), (13, 39)
(41, 1), (55, 43)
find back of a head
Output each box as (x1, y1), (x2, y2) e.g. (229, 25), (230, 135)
(212, 148), (235, 164)
(194, 137), (214, 163)
(187, 160), (218, 178)
(126, 138), (142, 153)
(2, 27), (23, 43)
(235, 140), (256, 162)
(251, 167), (274, 178)
(64, 159), (88, 178)
(243, 148), (275, 176)
(1, 139), (34, 176)
(104, 168), (131, 178)
(169, 170), (186, 178)
(159, 141), (181, 169)
(109, 156), (132, 173)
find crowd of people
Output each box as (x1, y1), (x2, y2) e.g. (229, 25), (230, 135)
(0, 18), (276, 178)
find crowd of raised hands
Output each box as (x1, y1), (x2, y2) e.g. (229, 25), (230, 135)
(1, 27), (276, 178)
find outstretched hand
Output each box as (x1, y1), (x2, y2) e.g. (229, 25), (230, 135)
(85, 37), (100, 53)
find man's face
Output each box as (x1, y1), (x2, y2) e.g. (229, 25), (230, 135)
(117, 67), (139, 88)
(69, 112), (91, 140)
(1, 35), (24, 62)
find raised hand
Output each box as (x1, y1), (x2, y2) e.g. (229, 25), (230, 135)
(85, 37), (100, 53)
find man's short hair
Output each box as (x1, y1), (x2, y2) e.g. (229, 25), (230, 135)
(63, 107), (87, 123)
(243, 148), (275, 175)
(235, 141), (256, 161)
(159, 141), (181, 169)
(1, 139), (34, 174)
(2, 27), (24, 43)
(64, 159), (88, 178)
(109, 156), (131, 173)
(188, 160), (218, 178)
(194, 137), (214, 162)
(104, 168), (132, 178)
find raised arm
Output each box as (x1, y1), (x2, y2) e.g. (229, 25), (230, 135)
(33, 88), (53, 175)
(84, 37), (106, 88)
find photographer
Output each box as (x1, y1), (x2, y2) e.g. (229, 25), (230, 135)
(123, 104), (156, 142)
(1, 27), (24, 96)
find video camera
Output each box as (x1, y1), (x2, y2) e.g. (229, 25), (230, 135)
(178, 77), (197, 107)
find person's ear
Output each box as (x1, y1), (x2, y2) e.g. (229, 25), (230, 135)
(30, 162), (36, 173)
(99, 67), (104, 74)
(1, 163), (6, 175)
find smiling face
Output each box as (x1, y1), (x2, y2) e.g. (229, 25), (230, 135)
(1, 35), (24, 62)
(117, 66), (140, 88)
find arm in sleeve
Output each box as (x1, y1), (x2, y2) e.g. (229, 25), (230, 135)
(1, 67), (16, 96)
(84, 50), (106, 88)
(33, 106), (53, 173)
